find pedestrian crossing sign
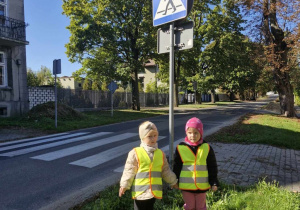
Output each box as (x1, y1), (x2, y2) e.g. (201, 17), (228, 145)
(153, 0), (187, 26)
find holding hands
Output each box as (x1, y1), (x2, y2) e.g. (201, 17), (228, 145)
(119, 187), (127, 197)
(211, 185), (218, 192)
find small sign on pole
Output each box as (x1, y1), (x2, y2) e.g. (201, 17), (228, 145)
(157, 21), (193, 54)
(53, 59), (61, 75)
(53, 59), (61, 128)
(107, 81), (118, 117)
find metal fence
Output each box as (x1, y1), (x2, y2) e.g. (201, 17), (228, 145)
(30, 87), (230, 111)
(57, 89), (172, 109)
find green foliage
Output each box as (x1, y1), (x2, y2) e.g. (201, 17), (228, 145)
(27, 66), (63, 88)
(295, 95), (300, 106)
(0, 108), (167, 132)
(145, 80), (157, 93)
(75, 181), (299, 210)
(62, 0), (157, 109)
(83, 78), (92, 90)
(208, 181), (300, 210)
(138, 82), (144, 93)
(91, 81), (101, 90)
(27, 68), (41, 86)
(101, 81), (108, 91)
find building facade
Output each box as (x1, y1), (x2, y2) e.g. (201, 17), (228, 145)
(58, 76), (84, 89)
(0, 0), (29, 117)
(138, 59), (162, 92)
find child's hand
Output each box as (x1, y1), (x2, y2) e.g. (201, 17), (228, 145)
(171, 183), (179, 189)
(212, 185), (218, 192)
(119, 187), (127, 197)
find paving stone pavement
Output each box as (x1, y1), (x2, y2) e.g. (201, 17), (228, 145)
(211, 142), (300, 192)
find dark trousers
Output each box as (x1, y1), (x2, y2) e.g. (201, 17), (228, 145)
(134, 198), (156, 210)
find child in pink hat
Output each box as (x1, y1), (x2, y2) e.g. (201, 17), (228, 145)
(173, 117), (219, 210)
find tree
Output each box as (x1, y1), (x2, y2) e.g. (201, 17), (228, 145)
(62, 0), (156, 110)
(240, 0), (300, 117)
(36, 66), (53, 85)
(27, 68), (41, 87)
(83, 78), (92, 90)
(27, 66), (62, 87)
(154, 0), (221, 106)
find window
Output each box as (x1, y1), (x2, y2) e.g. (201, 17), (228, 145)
(138, 77), (144, 89)
(0, 52), (6, 86)
(0, 107), (7, 116)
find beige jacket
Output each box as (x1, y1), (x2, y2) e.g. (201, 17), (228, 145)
(120, 142), (177, 200)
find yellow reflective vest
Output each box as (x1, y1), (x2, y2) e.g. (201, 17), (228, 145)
(177, 143), (211, 190)
(131, 147), (163, 199)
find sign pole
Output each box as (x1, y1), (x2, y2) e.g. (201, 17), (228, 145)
(55, 73), (57, 128)
(53, 59), (61, 129)
(169, 22), (174, 167)
(111, 89), (113, 117)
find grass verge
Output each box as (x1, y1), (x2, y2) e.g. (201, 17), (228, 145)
(206, 113), (300, 150)
(0, 109), (168, 133)
(178, 101), (241, 109)
(73, 181), (300, 210)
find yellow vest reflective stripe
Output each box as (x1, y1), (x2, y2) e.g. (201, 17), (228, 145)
(132, 147), (163, 199)
(177, 143), (211, 190)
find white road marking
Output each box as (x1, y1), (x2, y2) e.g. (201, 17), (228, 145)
(31, 133), (137, 161)
(0, 132), (112, 157)
(0, 133), (88, 152)
(69, 136), (166, 168)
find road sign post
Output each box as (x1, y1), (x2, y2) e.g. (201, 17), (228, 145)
(169, 22), (175, 167)
(107, 81), (118, 117)
(53, 59), (61, 129)
(153, 0), (193, 166)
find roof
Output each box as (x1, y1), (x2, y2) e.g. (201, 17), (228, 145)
(144, 59), (156, 67)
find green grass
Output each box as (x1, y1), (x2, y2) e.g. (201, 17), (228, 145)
(0, 109), (168, 133)
(206, 114), (300, 150)
(73, 181), (300, 210)
(0, 101), (239, 133)
(178, 101), (240, 109)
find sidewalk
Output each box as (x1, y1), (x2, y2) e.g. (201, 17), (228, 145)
(211, 142), (300, 192)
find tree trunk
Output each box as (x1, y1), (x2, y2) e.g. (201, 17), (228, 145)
(131, 70), (140, 111)
(195, 91), (201, 104)
(263, 0), (295, 117)
(274, 70), (295, 117)
(229, 91), (234, 102)
(211, 89), (216, 103)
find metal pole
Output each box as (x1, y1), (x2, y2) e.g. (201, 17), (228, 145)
(111, 90), (113, 117)
(169, 22), (174, 167)
(55, 73), (57, 128)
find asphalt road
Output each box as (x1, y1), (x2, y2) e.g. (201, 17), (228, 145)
(0, 97), (275, 210)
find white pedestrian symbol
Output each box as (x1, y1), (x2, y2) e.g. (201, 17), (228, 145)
(163, 0), (176, 15)
(154, 0), (186, 21)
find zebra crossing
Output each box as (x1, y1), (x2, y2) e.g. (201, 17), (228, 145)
(0, 132), (183, 170)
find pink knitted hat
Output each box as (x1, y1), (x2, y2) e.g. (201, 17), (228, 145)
(185, 117), (203, 141)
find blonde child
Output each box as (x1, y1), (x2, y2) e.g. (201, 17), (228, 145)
(119, 121), (178, 210)
(173, 117), (219, 210)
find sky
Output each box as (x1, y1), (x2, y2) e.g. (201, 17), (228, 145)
(24, 0), (81, 77)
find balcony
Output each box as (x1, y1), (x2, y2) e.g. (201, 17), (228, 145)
(0, 15), (29, 46)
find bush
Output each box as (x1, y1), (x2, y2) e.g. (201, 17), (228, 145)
(295, 95), (300, 106)
(28, 101), (84, 120)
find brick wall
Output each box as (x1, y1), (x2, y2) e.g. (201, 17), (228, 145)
(28, 87), (55, 109)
